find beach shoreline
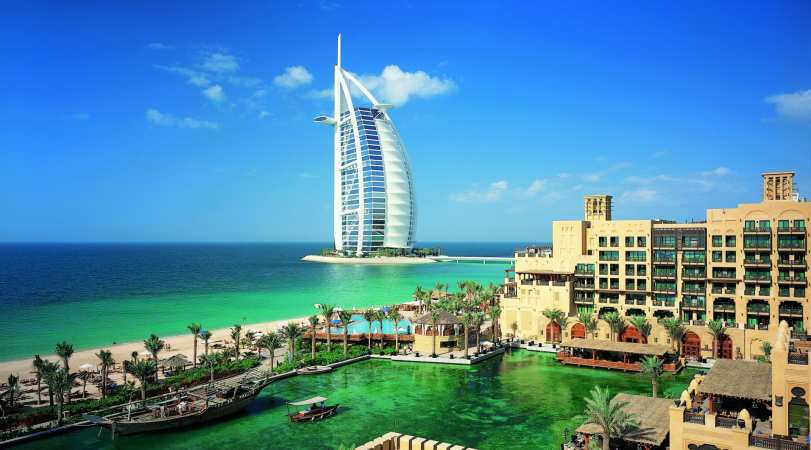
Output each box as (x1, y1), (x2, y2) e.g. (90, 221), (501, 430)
(302, 255), (437, 265)
(0, 315), (309, 382)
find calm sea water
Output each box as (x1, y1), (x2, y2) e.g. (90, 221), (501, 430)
(16, 351), (695, 450)
(0, 242), (524, 362)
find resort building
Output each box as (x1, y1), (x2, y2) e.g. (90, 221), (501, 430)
(669, 321), (809, 448)
(314, 34), (416, 256)
(501, 171), (810, 361)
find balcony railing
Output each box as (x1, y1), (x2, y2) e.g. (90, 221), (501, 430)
(683, 286), (706, 293)
(744, 257), (771, 267)
(778, 275), (807, 283)
(681, 299), (706, 308)
(777, 241), (807, 250)
(749, 434), (809, 450)
(745, 322), (770, 330)
(744, 273), (771, 282)
(778, 307), (803, 316)
(653, 256), (676, 263)
(652, 299), (677, 307)
(744, 225), (771, 233)
(715, 416), (741, 428)
(682, 258), (706, 265)
(788, 353), (809, 365)
(777, 260), (807, 268)
(744, 242), (772, 249)
(683, 411), (705, 425)
(713, 304), (736, 313)
(777, 226), (807, 233)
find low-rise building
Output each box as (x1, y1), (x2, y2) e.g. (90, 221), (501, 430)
(501, 171), (809, 361)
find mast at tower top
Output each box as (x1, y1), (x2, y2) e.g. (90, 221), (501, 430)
(337, 33), (342, 69)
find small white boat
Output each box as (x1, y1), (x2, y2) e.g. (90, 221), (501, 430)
(296, 365), (333, 375)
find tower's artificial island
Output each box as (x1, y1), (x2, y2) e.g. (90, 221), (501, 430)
(304, 35), (431, 264)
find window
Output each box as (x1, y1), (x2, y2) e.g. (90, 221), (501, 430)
(712, 235), (723, 247)
(796, 287), (806, 297)
(625, 279), (635, 290)
(712, 251), (722, 262)
(599, 251), (619, 261)
(654, 235), (676, 248)
(683, 251), (705, 263)
(725, 251), (736, 263)
(744, 220), (756, 230)
(610, 236), (619, 247)
(778, 220), (790, 231)
(725, 236), (736, 247)
(779, 286), (790, 297)
(637, 265), (647, 276)
(625, 264), (635, 276)
(759, 220), (771, 230)
(795, 219), (806, 230)
(637, 280), (647, 290)
(625, 236), (634, 247)
(625, 251), (646, 262)
(598, 237), (607, 247)
(610, 264), (619, 275)
(637, 236), (647, 247)
(653, 250), (675, 262)
(599, 264), (608, 275)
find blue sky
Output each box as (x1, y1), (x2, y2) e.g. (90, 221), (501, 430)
(2, 1), (811, 243)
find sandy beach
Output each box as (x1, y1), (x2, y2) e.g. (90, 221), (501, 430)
(302, 255), (437, 265)
(0, 316), (309, 383)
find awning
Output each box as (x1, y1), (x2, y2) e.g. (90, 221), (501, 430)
(288, 396), (328, 406)
(560, 339), (671, 356)
(699, 360), (772, 401)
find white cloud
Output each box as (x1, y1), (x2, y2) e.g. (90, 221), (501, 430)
(259, 110), (271, 119)
(557, 172), (571, 179)
(358, 65), (455, 106)
(202, 84), (226, 102)
(526, 179), (546, 195)
(200, 52), (239, 73)
(765, 89), (811, 122)
(147, 42), (173, 50)
(307, 88), (334, 99)
(702, 167), (731, 177)
(622, 188), (659, 203)
(450, 181), (508, 203)
(145, 109), (219, 130)
(155, 65), (211, 87)
(582, 173), (601, 182)
(273, 66), (313, 89)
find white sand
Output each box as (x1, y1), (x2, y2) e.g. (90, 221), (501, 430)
(302, 255), (437, 265)
(0, 316), (309, 385)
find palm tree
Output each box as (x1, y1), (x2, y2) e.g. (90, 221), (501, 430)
(640, 356), (664, 398)
(627, 315), (652, 343)
(143, 334), (165, 363)
(96, 349), (114, 399)
(39, 360), (59, 408)
(578, 311), (599, 339)
(338, 310), (353, 356)
(198, 354), (216, 386)
(126, 360), (156, 404)
(461, 311), (476, 358)
(542, 308), (566, 342)
(413, 286), (426, 310)
(44, 368), (77, 426)
(308, 315), (320, 361)
(375, 310), (386, 350)
(581, 386), (639, 450)
(760, 341), (773, 362)
(55, 341), (74, 373)
(707, 320), (726, 359)
(280, 322), (304, 363)
(257, 332), (283, 369)
(474, 311), (485, 352)
(428, 306), (442, 357)
(489, 306), (502, 342)
(6, 374), (19, 409)
(230, 325), (242, 359)
(362, 309), (376, 350)
(661, 318), (685, 353)
(200, 330), (213, 357)
(32, 355), (44, 405)
(509, 321), (518, 340)
(78, 370), (89, 399)
(187, 323), (202, 367)
(319, 304), (336, 352)
(602, 312), (625, 342)
(387, 308), (404, 354)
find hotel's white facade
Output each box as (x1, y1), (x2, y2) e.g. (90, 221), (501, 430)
(315, 35), (416, 256)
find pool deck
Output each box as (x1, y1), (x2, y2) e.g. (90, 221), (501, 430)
(518, 342), (560, 353)
(370, 346), (506, 365)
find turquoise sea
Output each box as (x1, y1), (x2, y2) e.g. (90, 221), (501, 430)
(0, 242), (520, 362)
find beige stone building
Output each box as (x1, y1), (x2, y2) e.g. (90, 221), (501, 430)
(501, 171), (809, 360)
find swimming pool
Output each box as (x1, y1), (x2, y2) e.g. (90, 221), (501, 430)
(329, 313), (413, 334)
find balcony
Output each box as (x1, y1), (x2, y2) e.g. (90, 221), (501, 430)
(710, 272), (737, 280)
(682, 271), (705, 280)
(683, 285), (706, 294)
(744, 273), (771, 284)
(683, 411), (705, 425)
(777, 260), (807, 269)
(745, 322), (770, 330)
(749, 434), (809, 450)
(574, 269), (595, 276)
(777, 225), (807, 234)
(652, 299), (676, 308)
(744, 257), (771, 268)
(653, 257), (676, 265)
(652, 286), (677, 294)
(744, 242), (772, 249)
(779, 306), (804, 317)
(777, 275), (807, 285)
(777, 242), (807, 251)
(710, 286), (735, 295)
(682, 258), (706, 266)
(653, 272), (676, 280)
(681, 298), (706, 309)
(713, 304), (736, 313)
(743, 225), (771, 234)
(788, 353), (809, 365)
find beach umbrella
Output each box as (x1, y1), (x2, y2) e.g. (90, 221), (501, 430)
(140, 351), (153, 358)
(330, 319), (342, 325)
(78, 363), (97, 372)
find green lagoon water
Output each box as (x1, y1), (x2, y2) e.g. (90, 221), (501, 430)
(17, 351), (696, 450)
(0, 243), (516, 361)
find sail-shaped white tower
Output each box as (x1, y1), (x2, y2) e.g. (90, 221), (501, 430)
(315, 34), (416, 256)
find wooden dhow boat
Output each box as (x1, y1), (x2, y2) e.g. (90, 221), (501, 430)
(85, 376), (272, 437)
(286, 396), (339, 422)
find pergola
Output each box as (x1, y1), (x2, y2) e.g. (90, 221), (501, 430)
(577, 393), (672, 449)
(694, 359), (772, 421)
(414, 311), (461, 336)
(557, 339), (674, 372)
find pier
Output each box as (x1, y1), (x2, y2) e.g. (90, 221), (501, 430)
(429, 255), (515, 264)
